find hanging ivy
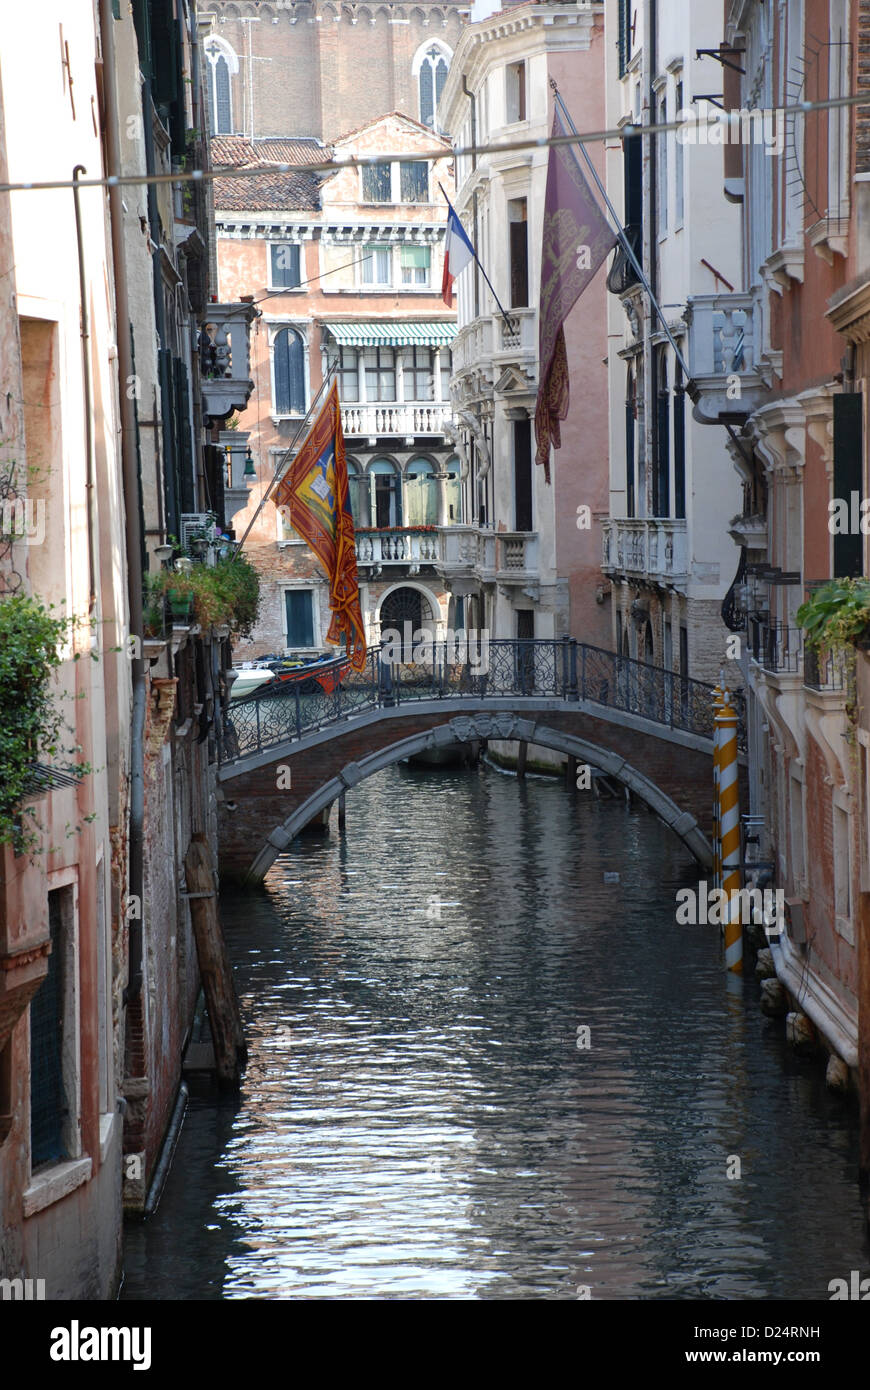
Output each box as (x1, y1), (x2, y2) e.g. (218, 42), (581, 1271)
(0, 595), (81, 853)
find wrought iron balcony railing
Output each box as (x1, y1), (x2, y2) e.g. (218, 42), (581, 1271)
(747, 619), (803, 675)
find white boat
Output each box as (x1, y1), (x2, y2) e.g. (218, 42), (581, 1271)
(229, 668), (275, 699)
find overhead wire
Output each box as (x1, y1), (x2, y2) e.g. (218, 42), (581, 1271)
(0, 89), (866, 195)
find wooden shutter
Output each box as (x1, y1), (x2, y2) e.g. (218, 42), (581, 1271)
(274, 330), (291, 414)
(833, 392), (863, 577)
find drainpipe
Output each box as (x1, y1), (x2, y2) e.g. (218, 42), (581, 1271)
(71, 168), (98, 618)
(98, 0), (146, 1003)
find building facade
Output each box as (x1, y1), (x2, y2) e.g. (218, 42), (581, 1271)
(683, 0), (866, 1109)
(440, 1), (613, 656)
(0, 0), (257, 1297)
(214, 112), (466, 656)
(601, 0), (744, 684)
(197, 0), (465, 143)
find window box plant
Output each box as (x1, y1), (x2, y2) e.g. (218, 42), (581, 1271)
(796, 577), (870, 653)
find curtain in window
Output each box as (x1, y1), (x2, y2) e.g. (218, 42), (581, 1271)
(274, 328), (305, 414)
(361, 246), (391, 284)
(406, 460), (437, 525)
(400, 245), (430, 285)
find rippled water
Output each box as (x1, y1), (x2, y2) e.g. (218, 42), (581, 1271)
(122, 762), (869, 1300)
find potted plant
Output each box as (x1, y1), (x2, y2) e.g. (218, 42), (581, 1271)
(796, 577), (870, 653)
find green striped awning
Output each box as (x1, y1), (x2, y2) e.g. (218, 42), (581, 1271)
(323, 321), (457, 348)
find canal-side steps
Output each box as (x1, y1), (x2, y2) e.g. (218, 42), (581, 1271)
(216, 641), (746, 885)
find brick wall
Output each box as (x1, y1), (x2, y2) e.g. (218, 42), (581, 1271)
(218, 707), (717, 879)
(205, 1), (466, 141)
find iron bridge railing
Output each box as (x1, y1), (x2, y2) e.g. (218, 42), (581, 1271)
(219, 640), (744, 763)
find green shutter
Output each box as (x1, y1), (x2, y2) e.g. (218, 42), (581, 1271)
(400, 246), (431, 268)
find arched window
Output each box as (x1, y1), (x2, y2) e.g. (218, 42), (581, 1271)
(204, 37), (238, 136)
(416, 42), (451, 130)
(273, 328), (305, 415)
(346, 460), (367, 527)
(369, 459), (402, 528)
(406, 458), (437, 526)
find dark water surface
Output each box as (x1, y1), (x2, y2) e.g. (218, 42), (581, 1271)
(122, 763), (869, 1299)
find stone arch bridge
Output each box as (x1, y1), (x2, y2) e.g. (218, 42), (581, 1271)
(217, 641), (744, 884)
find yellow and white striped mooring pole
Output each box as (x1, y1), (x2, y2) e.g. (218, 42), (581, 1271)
(716, 692), (743, 973)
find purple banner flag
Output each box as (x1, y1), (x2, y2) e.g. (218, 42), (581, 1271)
(534, 107), (617, 481)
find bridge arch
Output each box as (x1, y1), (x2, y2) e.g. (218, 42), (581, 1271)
(233, 713), (712, 884)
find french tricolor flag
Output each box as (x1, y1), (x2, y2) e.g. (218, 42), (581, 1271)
(441, 199), (476, 307)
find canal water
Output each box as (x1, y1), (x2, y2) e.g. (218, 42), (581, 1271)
(122, 762), (869, 1300)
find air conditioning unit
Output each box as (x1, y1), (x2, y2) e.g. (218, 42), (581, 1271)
(180, 512), (216, 554)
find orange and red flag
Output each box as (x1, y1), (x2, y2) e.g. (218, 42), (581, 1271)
(273, 381), (367, 670)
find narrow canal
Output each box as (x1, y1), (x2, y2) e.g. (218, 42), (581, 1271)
(122, 762), (869, 1300)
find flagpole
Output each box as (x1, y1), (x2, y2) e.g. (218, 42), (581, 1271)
(231, 358), (339, 559)
(439, 182), (515, 335)
(550, 83), (694, 387)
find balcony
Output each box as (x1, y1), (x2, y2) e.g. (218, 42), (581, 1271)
(355, 527), (442, 569)
(685, 292), (767, 425)
(199, 302), (259, 423)
(450, 309), (537, 387)
(747, 619), (803, 676)
(341, 402), (452, 440)
(452, 317), (494, 378)
(221, 429), (256, 522)
(601, 519), (688, 585)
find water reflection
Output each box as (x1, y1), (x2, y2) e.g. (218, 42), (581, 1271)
(122, 763), (868, 1300)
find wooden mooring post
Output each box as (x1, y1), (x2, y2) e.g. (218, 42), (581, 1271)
(184, 833), (247, 1087)
(516, 741), (528, 779)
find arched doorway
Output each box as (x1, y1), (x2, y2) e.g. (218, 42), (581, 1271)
(378, 586), (434, 658)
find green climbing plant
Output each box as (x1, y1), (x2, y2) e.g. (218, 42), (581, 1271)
(0, 595), (87, 853)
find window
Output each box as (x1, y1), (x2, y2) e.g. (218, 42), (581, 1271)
(834, 803), (851, 926)
(657, 91), (668, 235)
(506, 61), (526, 124)
(270, 243), (301, 290)
(400, 161), (429, 203)
(273, 327), (305, 415)
(617, 0), (632, 77)
(30, 888), (72, 1169)
(419, 44), (450, 129)
(361, 244), (392, 286)
(833, 393), (863, 577)
(362, 163), (391, 203)
(365, 347), (396, 402)
(285, 589), (315, 648)
(625, 363), (636, 518)
(400, 245), (431, 287)
(406, 459), (437, 525)
(370, 460), (401, 527)
(514, 419), (533, 532)
(673, 358), (686, 519)
(508, 198), (529, 309)
(337, 346), (359, 403)
(440, 353), (451, 402)
(203, 37), (237, 136)
(674, 79), (685, 226)
(404, 347), (433, 401)
(654, 346), (670, 517)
